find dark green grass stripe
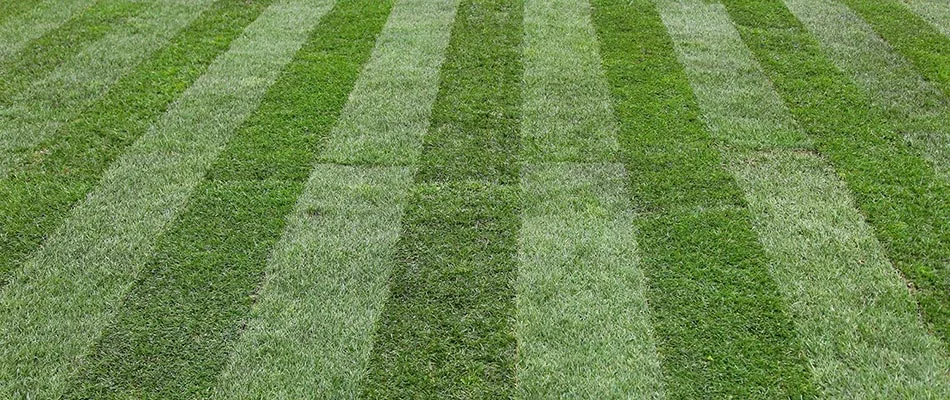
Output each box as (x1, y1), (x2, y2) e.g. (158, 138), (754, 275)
(362, 0), (523, 397)
(838, 0), (950, 98)
(589, 0), (817, 397)
(0, 0), (143, 105)
(718, 0), (950, 349)
(413, 0), (524, 185)
(70, 1), (393, 397)
(0, 0), (272, 282)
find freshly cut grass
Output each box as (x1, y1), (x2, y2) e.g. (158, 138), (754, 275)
(521, 0), (617, 163)
(318, 0), (458, 167)
(903, 0), (950, 38)
(214, 166), (412, 399)
(0, 0), (334, 396)
(0, 0), (93, 61)
(838, 0), (950, 98)
(0, 0), (215, 175)
(0, 0), (273, 283)
(0, 0), (143, 105)
(719, 0), (950, 350)
(214, 0), (457, 397)
(661, 1), (950, 396)
(784, 0), (949, 178)
(363, 0), (524, 396)
(0, 0), (42, 25)
(518, 163), (664, 399)
(413, 0), (524, 185)
(517, 0), (662, 397)
(72, 0), (394, 396)
(590, 0), (817, 397)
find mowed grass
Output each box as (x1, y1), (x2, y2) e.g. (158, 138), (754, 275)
(838, 0), (950, 98)
(517, 0), (663, 397)
(0, 0), (216, 174)
(902, 0), (950, 38)
(719, 0), (950, 350)
(784, 0), (950, 179)
(590, 0), (816, 397)
(0, 0), (273, 283)
(0, 0), (93, 61)
(660, 1), (950, 396)
(362, 0), (524, 397)
(213, 1), (457, 397)
(0, 0), (334, 397)
(70, 0), (393, 397)
(0, 0), (142, 105)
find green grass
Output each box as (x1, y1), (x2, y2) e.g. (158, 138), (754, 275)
(838, 0), (950, 99)
(590, 0), (817, 397)
(661, 1), (950, 396)
(0, 0), (143, 106)
(0, 0), (42, 26)
(0, 0), (273, 283)
(214, 0), (458, 396)
(516, 0), (662, 397)
(784, 0), (949, 179)
(718, 0), (950, 350)
(0, 0), (216, 174)
(69, 0), (394, 397)
(0, 0), (335, 397)
(0, 0), (94, 62)
(902, 0), (950, 38)
(362, 0), (524, 397)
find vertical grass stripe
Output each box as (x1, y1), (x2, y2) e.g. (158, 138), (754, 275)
(521, 0), (617, 163)
(71, 1), (395, 396)
(589, 0), (817, 397)
(0, 0), (274, 284)
(0, 0), (334, 397)
(362, 0), (524, 397)
(0, 0), (216, 175)
(837, 0), (950, 98)
(660, 1), (950, 396)
(0, 0), (143, 105)
(0, 0), (93, 61)
(213, 0), (458, 397)
(518, 163), (664, 399)
(784, 0), (949, 179)
(902, 0), (950, 38)
(516, 0), (662, 397)
(718, 0), (950, 350)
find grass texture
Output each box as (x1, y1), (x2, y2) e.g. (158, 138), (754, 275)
(214, 0), (458, 397)
(719, 0), (950, 351)
(784, 0), (949, 179)
(0, 0), (215, 174)
(661, 1), (950, 396)
(362, 0), (524, 397)
(838, 0), (950, 98)
(902, 0), (950, 38)
(516, 0), (663, 397)
(0, 0), (274, 283)
(590, 0), (818, 397)
(69, 0), (397, 397)
(0, 0), (94, 62)
(0, 0), (334, 396)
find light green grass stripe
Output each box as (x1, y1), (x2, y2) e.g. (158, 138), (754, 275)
(213, 1), (457, 396)
(213, 166), (413, 399)
(319, 0), (457, 166)
(517, 163), (663, 399)
(0, 0), (215, 175)
(520, 0), (617, 163)
(516, 0), (661, 397)
(784, 0), (949, 179)
(0, 0), (93, 61)
(903, 0), (950, 38)
(660, 1), (950, 396)
(0, 0), (334, 397)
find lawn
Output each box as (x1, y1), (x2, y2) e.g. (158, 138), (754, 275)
(0, 0), (947, 398)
